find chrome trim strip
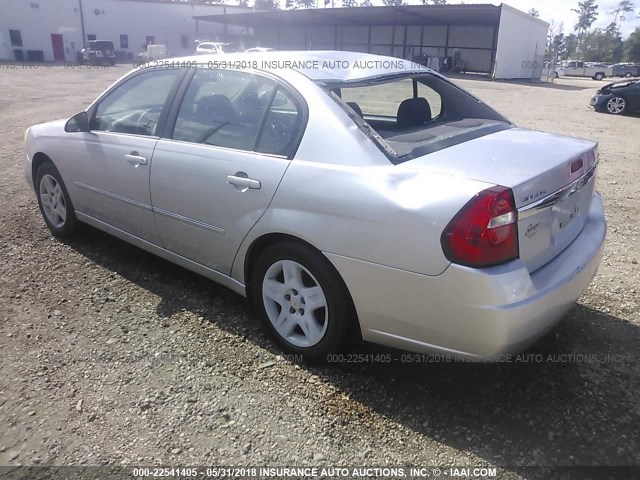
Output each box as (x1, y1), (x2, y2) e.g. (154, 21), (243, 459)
(518, 164), (597, 220)
(74, 181), (152, 211)
(153, 207), (225, 235)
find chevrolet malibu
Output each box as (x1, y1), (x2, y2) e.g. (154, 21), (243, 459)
(24, 51), (606, 361)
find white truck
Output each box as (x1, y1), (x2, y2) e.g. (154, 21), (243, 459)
(138, 44), (168, 62)
(563, 61), (612, 80)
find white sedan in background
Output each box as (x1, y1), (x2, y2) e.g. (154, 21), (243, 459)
(24, 51), (606, 362)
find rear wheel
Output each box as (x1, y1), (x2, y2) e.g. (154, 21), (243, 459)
(606, 96), (627, 115)
(625, 72), (632, 78)
(251, 243), (353, 362)
(35, 162), (77, 238)
(594, 72), (605, 81)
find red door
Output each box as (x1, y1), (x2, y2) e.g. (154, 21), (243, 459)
(51, 34), (65, 61)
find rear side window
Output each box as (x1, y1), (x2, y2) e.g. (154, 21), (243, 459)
(173, 69), (304, 157)
(173, 69), (276, 150)
(256, 88), (303, 156)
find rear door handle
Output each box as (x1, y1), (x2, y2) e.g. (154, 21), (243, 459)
(227, 174), (261, 190)
(125, 151), (148, 166)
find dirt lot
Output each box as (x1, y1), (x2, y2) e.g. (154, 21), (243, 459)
(0, 65), (639, 479)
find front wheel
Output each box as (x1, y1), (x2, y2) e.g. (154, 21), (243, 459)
(35, 162), (77, 238)
(624, 72), (632, 78)
(594, 72), (605, 81)
(251, 243), (353, 362)
(606, 96), (627, 115)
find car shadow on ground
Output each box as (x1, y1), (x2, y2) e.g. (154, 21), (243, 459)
(66, 225), (640, 478)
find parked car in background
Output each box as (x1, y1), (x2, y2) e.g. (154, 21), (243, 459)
(245, 47), (275, 53)
(195, 42), (225, 55)
(138, 44), (168, 62)
(590, 79), (640, 114)
(80, 40), (116, 66)
(23, 51), (606, 361)
(563, 61), (612, 80)
(612, 63), (640, 78)
(544, 61), (564, 78)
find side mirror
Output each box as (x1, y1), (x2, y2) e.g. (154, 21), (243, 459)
(65, 112), (89, 133)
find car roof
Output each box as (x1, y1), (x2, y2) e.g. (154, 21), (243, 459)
(176, 50), (432, 83)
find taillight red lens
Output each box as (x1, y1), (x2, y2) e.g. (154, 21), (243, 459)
(441, 186), (519, 268)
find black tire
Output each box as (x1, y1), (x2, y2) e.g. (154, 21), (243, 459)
(594, 72), (605, 81)
(625, 72), (632, 78)
(554, 71), (559, 79)
(251, 242), (353, 362)
(606, 95), (627, 115)
(35, 162), (78, 238)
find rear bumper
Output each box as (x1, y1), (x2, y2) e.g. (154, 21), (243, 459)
(327, 195), (606, 359)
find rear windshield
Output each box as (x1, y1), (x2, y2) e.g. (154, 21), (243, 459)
(324, 74), (513, 164)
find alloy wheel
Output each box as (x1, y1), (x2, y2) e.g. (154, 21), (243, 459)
(606, 97), (626, 114)
(262, 259), (328, 348)
(39, 174), (67, 228)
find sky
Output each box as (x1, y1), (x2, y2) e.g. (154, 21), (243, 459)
(431, 1), (640, 38)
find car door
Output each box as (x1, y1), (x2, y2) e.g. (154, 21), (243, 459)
(630, 82), (640, 112)
(70, 68), (183, 244)
(150, 68), (306, 274)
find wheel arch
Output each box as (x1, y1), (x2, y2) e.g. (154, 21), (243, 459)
(31, 152), (54, 185)
(242, 232), (362, 339)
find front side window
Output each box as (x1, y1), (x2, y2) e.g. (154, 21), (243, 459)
(92, 69), (181, 136)
(120, 35), (128, 49)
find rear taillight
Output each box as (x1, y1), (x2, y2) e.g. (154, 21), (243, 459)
(441, 186), (519, 268)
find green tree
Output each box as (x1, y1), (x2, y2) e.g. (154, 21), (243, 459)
(549, 33), (567, 58)
(283, 0), (314, 8)
(582, 24), (624, 62)
(528, 8), (540, 17)
(254, 0), (279, 9)
(572, 0), (599, 38)
(360, 0), (373, 5)
(342, 0), (358, 6)
(610, 0), (635, 30)
(420, 0), (448, 4)
(565, 33), (579, 58)
(383, 0), (404, 5)
(623, 27), (640, 61)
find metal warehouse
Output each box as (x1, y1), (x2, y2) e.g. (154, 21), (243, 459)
(196, 3), (549, 80)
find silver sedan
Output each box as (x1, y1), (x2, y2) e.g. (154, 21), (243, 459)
(24, 51), (606, 361)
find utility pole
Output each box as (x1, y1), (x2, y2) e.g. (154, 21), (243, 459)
(78, 0), (86, 44)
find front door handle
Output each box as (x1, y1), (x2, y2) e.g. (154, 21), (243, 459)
(125, 151), (148, 167)
(227, 173), (261, 190)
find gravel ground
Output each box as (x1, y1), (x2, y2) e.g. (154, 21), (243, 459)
(0, 66), (639, 480)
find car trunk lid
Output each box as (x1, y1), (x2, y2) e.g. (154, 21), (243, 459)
(402, 127), (599, 273)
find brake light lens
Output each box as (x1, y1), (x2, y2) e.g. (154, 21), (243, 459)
(441, 186), (519, 268)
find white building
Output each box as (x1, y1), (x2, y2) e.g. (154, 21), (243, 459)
(197, 3), (550, 79)
(0, 0), (251, 62)
(0, 2), (549, 79)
